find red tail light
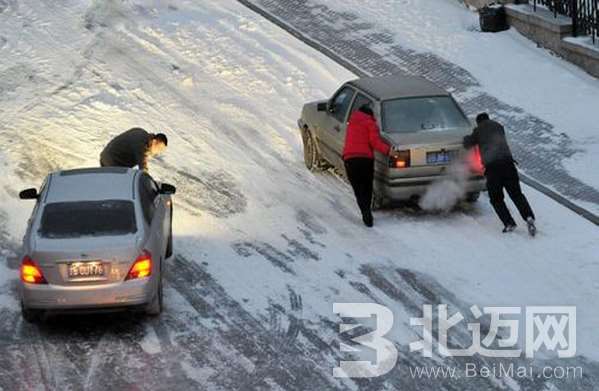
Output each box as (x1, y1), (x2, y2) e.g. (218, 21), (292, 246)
(468, 146), (485, 175)
(126, 250), (152, 281)
(389, 150), (411, 169)
(21, 256), (47, 284)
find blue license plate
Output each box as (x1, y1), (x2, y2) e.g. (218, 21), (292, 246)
(426, 151), (452, 165)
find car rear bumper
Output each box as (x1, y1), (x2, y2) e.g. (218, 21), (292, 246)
(377, 175), (487, 201)
(21, 276), (155, 310)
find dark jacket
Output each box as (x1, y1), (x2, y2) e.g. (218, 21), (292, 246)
(463, 119), (514, 168)
(343, 111), (390, 160)
(100, 128), (151, 170)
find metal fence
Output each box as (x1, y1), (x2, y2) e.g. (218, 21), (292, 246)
(533, 0), (599, 43)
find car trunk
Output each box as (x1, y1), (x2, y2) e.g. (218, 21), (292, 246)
(382, 129), (469, 177)
(30, 234), (144, 286)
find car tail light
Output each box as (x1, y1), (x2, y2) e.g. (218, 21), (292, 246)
(21, 256), (47, 284)
(126, 250), (152, 281)
(389, 150), (411, 169)
(468, 146), (485, 175)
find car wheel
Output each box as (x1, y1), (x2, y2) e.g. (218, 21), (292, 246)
(165, 205), (173, 258)
(466, 192), (480, 203)
(146, 275), (163, 316)
(21, 302), (43, 323)
(302, 129), (324, 171)
(371, 192), (385, 211)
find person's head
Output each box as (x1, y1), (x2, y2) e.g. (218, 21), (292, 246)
(358, 104), (374, 117)
(476, 112), (490, 125)
(149, 133), (168, 156)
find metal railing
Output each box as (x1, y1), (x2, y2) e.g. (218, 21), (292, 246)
(533, 0), (599, 43)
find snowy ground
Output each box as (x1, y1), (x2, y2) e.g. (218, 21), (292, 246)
(0, 1), (598, 390)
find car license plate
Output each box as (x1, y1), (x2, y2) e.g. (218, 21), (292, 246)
(427, 150), (453, 165)
(68, 261), (105, 279)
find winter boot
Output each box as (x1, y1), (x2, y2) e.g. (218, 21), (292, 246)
(502, 224), (516, 233)
(526, 217), (536, 237)
(362, 212), (374, 228)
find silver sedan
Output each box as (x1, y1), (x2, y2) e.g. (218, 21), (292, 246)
(298, 75), (486, 207)
(18, 167), (175, 322)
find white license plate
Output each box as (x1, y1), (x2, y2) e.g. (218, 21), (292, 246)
(68, 261), (105, 279)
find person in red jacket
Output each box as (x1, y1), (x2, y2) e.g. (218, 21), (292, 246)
(343, 105), (392, 227)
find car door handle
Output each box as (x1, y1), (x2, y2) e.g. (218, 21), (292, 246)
(334, 125), (341, 132)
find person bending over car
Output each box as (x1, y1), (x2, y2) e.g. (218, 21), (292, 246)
(464, 113), (536, 236)
(100, 128), (167, 172)
(343, 105), (392, 228)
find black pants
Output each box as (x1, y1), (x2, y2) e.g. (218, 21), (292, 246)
(344, 158), (375, 217)
(485, 161), (535, 226)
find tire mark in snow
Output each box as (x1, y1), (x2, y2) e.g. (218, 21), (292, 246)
(295, 209), (327, 248)
(232, 242), (296, 275)
(281, 234), (320, 261)
(286, 288), (303, 341)
(156, 160), (247, 219)
(268, 287), (304, 344)
(164, 255), (348, 390)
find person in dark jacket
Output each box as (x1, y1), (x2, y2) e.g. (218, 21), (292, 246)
(343, 105), (392, 227)
(100, 128), (168, 172)
(464, 113), (536, 235)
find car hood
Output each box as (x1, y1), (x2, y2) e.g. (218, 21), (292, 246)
(382, 127), (472, 148)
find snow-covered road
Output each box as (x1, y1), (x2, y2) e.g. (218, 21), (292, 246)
(0, 1), (598, 390)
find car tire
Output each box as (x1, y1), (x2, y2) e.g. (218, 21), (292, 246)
(165, 205), (173, 259)
(21, 302), (43, 323)
(146, 274), (163, 316)
(371, 192), (386, 211)
(466, 192), (480, 203)
(302, 129), (325, 171)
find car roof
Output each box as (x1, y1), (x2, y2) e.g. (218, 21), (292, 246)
(44, 167), (139, 203)
(347, 75), (449, 101)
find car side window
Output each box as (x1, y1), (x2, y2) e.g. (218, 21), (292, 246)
(139, 174), (158, 224)
(350, 93), (374, 116)
(331, 86), (355, 123)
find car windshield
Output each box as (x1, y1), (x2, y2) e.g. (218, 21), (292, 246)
(40, 200), (137, 238)
(382, 96), (470, 133)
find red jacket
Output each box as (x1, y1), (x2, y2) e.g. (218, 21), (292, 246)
(343, 111), (391, 160)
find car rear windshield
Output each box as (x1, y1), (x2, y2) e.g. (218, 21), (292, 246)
(382, 96), (470, 134)
(40, 200), (137, 238)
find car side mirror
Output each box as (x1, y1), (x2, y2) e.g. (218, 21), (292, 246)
(159, 183), (176, 195)
(317, 102), (328, 112)
(19, 188), (39, 200)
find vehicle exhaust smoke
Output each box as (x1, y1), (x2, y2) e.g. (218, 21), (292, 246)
(419, 158), (470, 212)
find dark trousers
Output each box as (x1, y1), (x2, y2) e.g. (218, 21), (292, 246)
(344, 158), (375, 217)
(485, 161), (535, 226)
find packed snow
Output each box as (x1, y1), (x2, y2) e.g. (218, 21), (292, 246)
(0, 0), (598, 389)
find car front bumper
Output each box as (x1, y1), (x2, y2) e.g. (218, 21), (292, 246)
(21, 276), (156, 310)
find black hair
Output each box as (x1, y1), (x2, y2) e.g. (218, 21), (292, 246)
(359, 104), (374, 116)
(154, 133), (168, 146)
(476, 113), (490, 124)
